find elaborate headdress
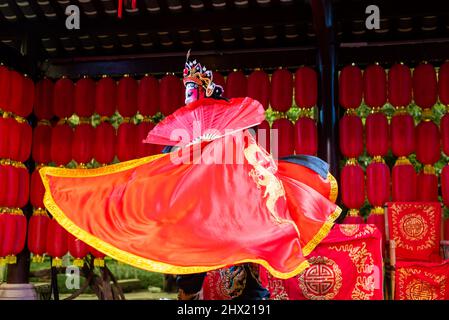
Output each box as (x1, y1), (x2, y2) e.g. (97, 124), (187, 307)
(183, 50), (224, 98)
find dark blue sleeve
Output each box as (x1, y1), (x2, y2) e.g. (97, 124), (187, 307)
(280, 154), (330, 179)
(162, 146), (173, 154)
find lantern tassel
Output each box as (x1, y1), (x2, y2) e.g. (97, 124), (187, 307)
(7, 255), (17, 264)
(94, 258), (105, 268)
(32, 255), (45, 263)
(52, 257), (63, 267)
(73, 258), (84, 267)
(343, 209), (364, 224)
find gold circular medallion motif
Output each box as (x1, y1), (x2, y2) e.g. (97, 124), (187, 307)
(399, 214), (427, 240)
(299, 256), (342, 300)
(406, 279), (436, 300)
(339, 224), (360, 237)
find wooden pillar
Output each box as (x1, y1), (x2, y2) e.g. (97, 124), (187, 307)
(310, 0), (340, 180)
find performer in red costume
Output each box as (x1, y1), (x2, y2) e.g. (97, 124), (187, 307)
(39, 55), (341, 300)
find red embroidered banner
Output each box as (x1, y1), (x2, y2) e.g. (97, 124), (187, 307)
(203, 224), (384, 300)
(395, 260), (449, 300)
(387, 202), (441, 262)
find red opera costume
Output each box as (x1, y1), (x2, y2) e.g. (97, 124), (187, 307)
(40, 98), (340, 279)
(38, 55), (341, 302)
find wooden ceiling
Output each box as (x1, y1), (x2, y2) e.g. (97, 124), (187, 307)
(0, 0), (448, 77)
(0, 0), (313, 58)
(0, 0), (446, 58)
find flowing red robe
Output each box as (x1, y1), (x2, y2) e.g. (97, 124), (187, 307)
(40, 130), (340, 279)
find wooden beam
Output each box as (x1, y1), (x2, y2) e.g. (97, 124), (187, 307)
(42, 46), (317, 78)
(0, 42), (28, 73)
(339, 38), (449, 67)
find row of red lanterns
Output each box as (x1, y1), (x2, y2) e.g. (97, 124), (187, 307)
(338, 62), (449, 110)
(28, 206), (105, 267)
(225, 67), (318, 112)
(30, 118), (109, 266)
(31, 118), (162, 167)
(31, 74), (163, 265)
(256, 117), (318, 157)
(339, 62), (449, 242)
(0, 66), (33, 265)
(33, 67), (318, 121)
(35, 75), (176, 120)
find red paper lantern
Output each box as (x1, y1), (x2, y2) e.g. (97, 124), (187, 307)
(9, 71), (34, 117)
(271, 118), (294, 158)
(137, 75), (159, 116)
(27, 209), (50, 262)
(247, 70), (270, 109)
(15, 120), (32, 163)
(116, 122), (137, 161)
(117, 75), (138, 117)
(388, 63), (412, 107)
(294, 117), (318, 155)
(441, 165), (449, 207)
(34, 78), (54, 120)
(4, 117), (21, 161)
(225, 71), (247, 99)
(0, 211), (16, 262)
(0, 163), (19, 208)
(366, 112), (389, 157)
(413, 63), (437, 109)
(51, 123), (74, 166)
(270, 69), (293, 112)
(0, 117), (14, 159)
(366, 161), (390, 207)
(74, 77), (96, 117)
(136, 122), (157, 158)
(68, 233), (89, 267)
(339, 114), (364, 158)
(340, 162), (365, 211)
(53, 78), (74, 118)
(339, 65), (363, 109)
(32, 123), (52, 165)
(364, 64), (387, 108)
(31, 169), (45, 209)
(11, 211), (27, 259)
(391, 113), (415, 157)
(417, 170), (439, 201)
(160, 74), (183, 115)
(416, 120), (440, 165)
(392, 161), (417, 201)
(0, 209), (26, 264)
(366, 211), (385, 248)
(0, 164), (8, 207)
(72, 124), (95, 165)
(256, 120), (270, 153)
(295, 67), (317, 108)
(46, 219), (68, 266)
(94, 122), (116, 165)
(16, 165), (30, 209)
(95, 76), (117, 117)
(0, 65), (10, 110)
